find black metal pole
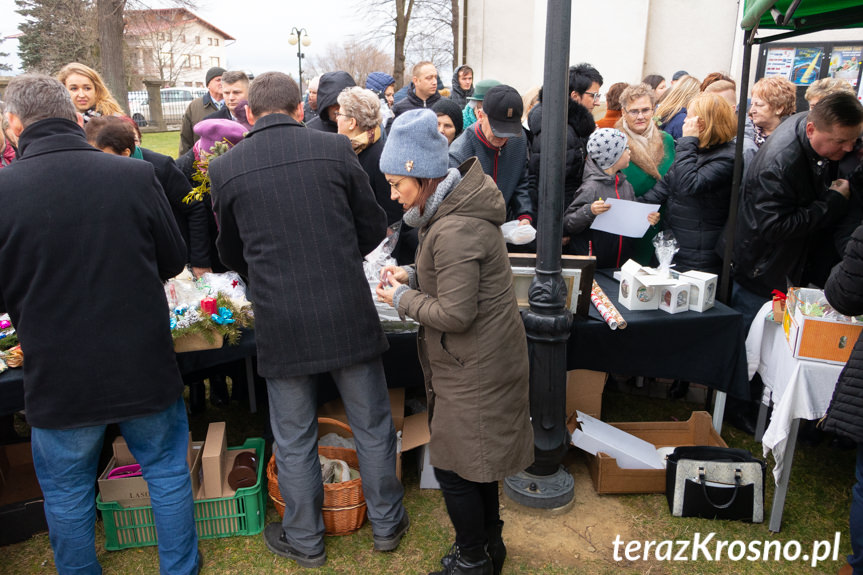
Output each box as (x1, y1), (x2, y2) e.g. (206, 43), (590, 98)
(504, 0), (574, 509)
(719, 28), (754, 304)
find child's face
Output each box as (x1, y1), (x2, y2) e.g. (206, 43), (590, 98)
(611, 147), (631, 172)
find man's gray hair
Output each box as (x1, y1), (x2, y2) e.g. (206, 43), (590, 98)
(249, 72), (300, 116)
(4, 74), (77, 127)
(337, 87), (381, 131)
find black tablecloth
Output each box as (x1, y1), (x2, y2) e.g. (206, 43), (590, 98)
(567, 270), (749, 399)
(0, 326), (425, 417)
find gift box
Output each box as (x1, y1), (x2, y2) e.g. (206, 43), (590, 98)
(783, 287), (863, 365)
(678, 270), (718, 313)
(618, 260), (674, 311)
(658, 280), (691, 315)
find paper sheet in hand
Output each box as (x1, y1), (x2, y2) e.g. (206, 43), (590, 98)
(590, 198), (659, 238)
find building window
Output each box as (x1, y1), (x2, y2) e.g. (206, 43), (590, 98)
(207, 37), (213, 46)
(183, 54), (202, 69)
(178, 34), (186, 43)
(195, 36), (201, 44)
(210, 56), (220, 67)
(213, 38), (219, 46)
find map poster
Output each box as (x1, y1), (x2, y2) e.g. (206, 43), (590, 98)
(829, 46), (863, 87)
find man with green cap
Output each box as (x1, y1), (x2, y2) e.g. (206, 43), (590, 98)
(462, 79), (501, 131)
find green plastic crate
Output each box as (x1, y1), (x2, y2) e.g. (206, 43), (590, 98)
(97, 437), (265, 550)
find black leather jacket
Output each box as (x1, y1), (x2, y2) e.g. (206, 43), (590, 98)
(732, 112), (848, 297)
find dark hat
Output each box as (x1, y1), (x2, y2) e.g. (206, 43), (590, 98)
(672, 70), (689, 81)
(467, 79), (501, 101)
(366, 72), (395, 95)
(432, 98), (464, 138)
(482, 85), (523, 138)
(206, 67), (226, 87)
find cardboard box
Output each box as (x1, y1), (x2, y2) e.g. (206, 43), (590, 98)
(0, 442), (48, 545)
(577, 411), (727, 494)
(678, 270), (717, 312)
(618, 260), (673, 311)
(565, 369), (607, 423)
(784, 287), (863, 365)
(317, 388), (430, 483)
(659, 280), (690, 315)
(98, 438), (204, 507)
(174, 330), (224, 353)
(202, 422), (227, 499)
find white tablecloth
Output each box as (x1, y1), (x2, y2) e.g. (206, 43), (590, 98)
(746, 302), (844, 482)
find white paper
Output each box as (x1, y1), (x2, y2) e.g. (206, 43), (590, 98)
(571, 411), (665, 470)
(590, 198), (660, 238)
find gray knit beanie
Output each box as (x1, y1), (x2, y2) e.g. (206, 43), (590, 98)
(587, 128), (628, 170)
(379, 109), (449, 178)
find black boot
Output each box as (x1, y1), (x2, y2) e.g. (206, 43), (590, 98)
(430, 544), (492, 575)
(485, 521), (506, 575)
(209, 374), (230, 406)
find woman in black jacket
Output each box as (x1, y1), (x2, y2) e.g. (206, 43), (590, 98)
(640, 92), (737, 273)
(821, 223), (863, 575)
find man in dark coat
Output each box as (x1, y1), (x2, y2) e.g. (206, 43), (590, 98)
(202, 70), (250, 123)
(391, 61), (441, 118)
(0, 74), (197, 574)
(731, 92), (863, 327)
(821, 222), (863, 575)
(305, 71), (356, 133)
(449, 64), (474, 109)
(179, 65), (224, 155)
(209, 71), (408, 569)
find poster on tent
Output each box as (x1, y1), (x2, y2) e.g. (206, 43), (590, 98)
(829, 46), (863, 87)
(764, 47), (795, 80)
(791, 47), (823, 85)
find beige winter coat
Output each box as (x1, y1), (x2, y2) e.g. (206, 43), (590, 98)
(398, 158), (534, 482)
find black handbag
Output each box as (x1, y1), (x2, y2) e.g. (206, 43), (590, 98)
(665, 446), (766, 523)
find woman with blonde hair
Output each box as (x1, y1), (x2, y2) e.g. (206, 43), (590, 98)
(655, 75), (701, 140)
(805, 77), (855, 109)
(615, 82), (675, 263)
(748, 76), (796, 146)
(57, 62), (124, 122)
(641, 92), (737, 273)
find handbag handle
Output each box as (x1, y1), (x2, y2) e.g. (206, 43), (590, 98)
(698, 466), (741, 510)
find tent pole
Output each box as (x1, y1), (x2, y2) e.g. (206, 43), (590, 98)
(720, 27), (754, 304)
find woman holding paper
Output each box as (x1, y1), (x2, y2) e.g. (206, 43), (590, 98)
(563, 128), (660, 269)
(640, 92), (737, 274)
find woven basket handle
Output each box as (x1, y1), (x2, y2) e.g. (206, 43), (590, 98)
(318, 417), (354, 437)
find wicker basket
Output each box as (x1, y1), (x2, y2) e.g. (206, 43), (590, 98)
(267, 418), (367, 535)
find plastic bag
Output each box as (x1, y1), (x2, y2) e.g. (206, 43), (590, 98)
(501, 221), (536, 245)
(363, 222), (401, 284)
(197, 271), (249, 305)
(652, 231), (679, 278)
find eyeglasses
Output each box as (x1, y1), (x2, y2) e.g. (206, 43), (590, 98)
(387, 177), (408, 191)
(584, 91), (602, 100)
(625, 107), (653, 118)
(335, 112), (352, 119)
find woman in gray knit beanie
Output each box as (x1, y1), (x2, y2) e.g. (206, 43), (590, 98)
(376, 108), (533, 575)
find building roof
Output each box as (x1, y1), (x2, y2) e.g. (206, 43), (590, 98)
(125, 8), (235, 41)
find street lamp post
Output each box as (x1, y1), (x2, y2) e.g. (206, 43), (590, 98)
(288, 27), (311, 94)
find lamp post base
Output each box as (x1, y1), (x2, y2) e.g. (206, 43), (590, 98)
(503, 466), (574, 509)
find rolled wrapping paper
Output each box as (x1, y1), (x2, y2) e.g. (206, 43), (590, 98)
(591, 280), (628, 330)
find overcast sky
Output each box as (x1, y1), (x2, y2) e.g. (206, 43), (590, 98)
(0, 0), (385, 77)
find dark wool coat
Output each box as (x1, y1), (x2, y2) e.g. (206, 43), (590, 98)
(397, 159), (534, 483)
(210, 113), (389, 377)
(141, 147), (212, 269)
(821, 223), (863, 442)
(640, 136), (736, 274)
(732, 113), (848, 298)
(0, 119), (187, 429)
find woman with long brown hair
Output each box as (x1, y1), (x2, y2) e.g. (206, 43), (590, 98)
(57, 62), (124, 122)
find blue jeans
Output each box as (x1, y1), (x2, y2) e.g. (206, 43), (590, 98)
(267, 357), (405, 555)
(850, 443), (863, 574)
(31, 397), (198, 575)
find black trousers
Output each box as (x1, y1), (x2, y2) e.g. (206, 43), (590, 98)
(434, 467), (499, 549)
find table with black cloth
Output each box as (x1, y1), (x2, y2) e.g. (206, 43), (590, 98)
(0, 326), (424, 419)
(567, 270), (749, 430)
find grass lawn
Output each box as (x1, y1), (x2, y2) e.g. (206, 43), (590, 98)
(140, 130), (182, 159)
(2, 378), (855, 574)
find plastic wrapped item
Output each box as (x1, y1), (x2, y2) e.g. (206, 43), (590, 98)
(363, 223), (402, 284)
(790, 287), (863, 324)
(501, 221), (536, 245)
(197, 271), (249, 306)
(652, 231), (679, 278)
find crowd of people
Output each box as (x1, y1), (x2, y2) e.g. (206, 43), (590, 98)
(2, 53), (863, 575)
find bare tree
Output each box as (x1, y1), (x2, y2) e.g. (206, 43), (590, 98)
(126, 9), (205, 86)
(308, 40), (392, 88)
(98, 0), (128, 112)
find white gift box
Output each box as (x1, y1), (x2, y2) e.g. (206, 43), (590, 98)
(618, 260), (674, 311)
(677, 270), (718, 313)
(659, 280), (691, 314)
